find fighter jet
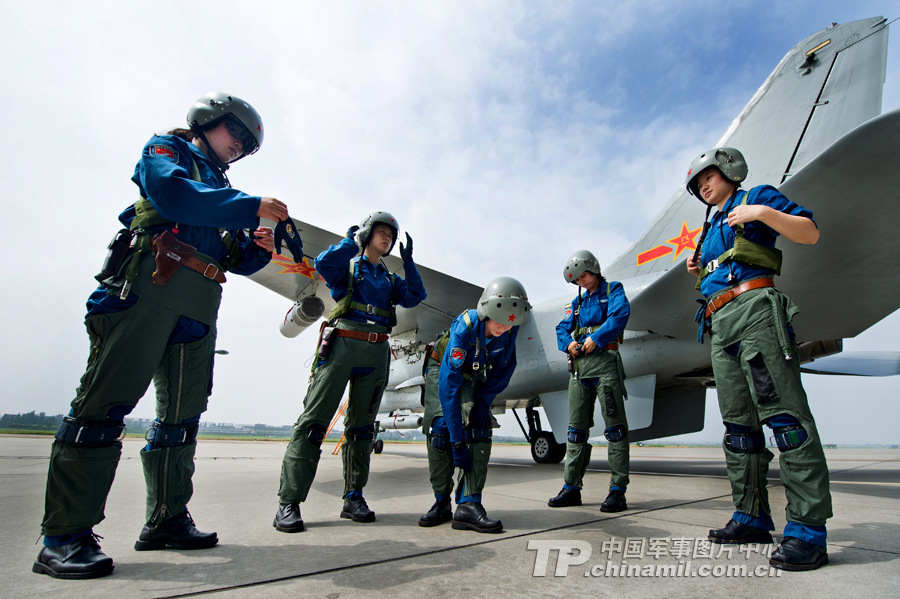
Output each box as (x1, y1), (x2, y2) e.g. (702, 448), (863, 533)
(254, 17), (899, 463)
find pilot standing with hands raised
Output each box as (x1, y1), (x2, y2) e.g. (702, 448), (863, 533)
(685, 146), (832, 571)
(275, 212), (426, 531)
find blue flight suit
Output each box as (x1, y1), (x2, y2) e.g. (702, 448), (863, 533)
(278, 235), (426, 503)
(699, 185), (832, 546)
(423, 309), (518, 504)
(555, 280), (630, 491)
(41, 134), (271, 541)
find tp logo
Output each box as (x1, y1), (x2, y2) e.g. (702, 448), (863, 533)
(527, 540), (592, 576)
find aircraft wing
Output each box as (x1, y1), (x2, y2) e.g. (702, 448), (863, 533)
(248, 220), (482, 342)
(801, 351), (900, 376)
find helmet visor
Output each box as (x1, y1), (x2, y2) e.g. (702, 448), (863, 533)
(223, 115), (258, 156)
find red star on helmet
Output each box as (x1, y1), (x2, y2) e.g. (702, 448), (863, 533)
(508, 314), (516, 322)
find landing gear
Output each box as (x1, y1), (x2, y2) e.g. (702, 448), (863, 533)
(513, 402), (565, 464)
(373, 439), (384, 454)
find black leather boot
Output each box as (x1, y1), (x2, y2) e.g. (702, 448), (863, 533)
(273, 503), (305, 532)
(769, 537), (828, 571)
(33, 534), (114, 579)
(134, 510), (218, 550)
(451, 502), (503, 533)
(548, 487), (582, 508)
(418, 498), (452, 527)
(708, 519), (774, 544)
(341, 495), (376, 522)
(600, 490), (627, 513)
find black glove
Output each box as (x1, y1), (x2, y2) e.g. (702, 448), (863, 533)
(451, 442), (473, 472)
(399, 232), (413, 261)
(346, 224), (360, 240)
(274, 218), (304, 263)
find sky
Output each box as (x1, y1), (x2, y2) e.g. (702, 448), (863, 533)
(1, 1), (897, 445)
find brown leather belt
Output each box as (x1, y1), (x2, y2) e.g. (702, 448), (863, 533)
(430, 350), (442, 363)
(603, 342), (619, 351)
(182, 256), (226, 284)
(335, 329), (389, 343)
(705, 277), (774, 318)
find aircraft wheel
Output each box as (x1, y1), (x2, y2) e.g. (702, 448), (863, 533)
(373, 439), (384, 454)
(531, 432), (559, 464)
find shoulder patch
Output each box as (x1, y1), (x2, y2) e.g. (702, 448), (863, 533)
(449, 347), (466, 369)
(147, 144), (179, 162)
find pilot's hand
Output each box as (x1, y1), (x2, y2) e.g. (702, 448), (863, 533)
(686, 255), (701, 275)
(399, 232), (413, 262)
(451, 442), (473, 472)
(252, 226), (274, 252)
(727, 204), (767, 227)
(257, 197), (288, 222)
(582, 337), (597, 354)
(567, 341), (581, 356)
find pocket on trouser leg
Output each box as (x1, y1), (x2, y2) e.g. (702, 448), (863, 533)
(464, 441), (492, 496)
(41, 441), (122, 536)
(746, 352), (778, 405)
(723, 442), (774, 517)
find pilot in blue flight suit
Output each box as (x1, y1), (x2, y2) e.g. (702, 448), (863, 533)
(418, 277), (530, 533)
(34, 92), (289, 579)
(686, 146), (832, 571)
(548, 250), (631, 512)
(275, 211), (426, 531)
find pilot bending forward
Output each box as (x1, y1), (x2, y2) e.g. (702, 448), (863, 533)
(549, 250), (631, 512)
(686, 147), (832, 571)
(418, 277), (530, 533)
(275, 212), (425, 531)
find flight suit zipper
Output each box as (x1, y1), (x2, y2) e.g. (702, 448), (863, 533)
(152, 345), (185, 527)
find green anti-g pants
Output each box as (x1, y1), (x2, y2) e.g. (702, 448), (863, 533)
(710, 286), (832, 526)
(41, 254), (221, 536)
(421, 362), (492, 500)
(279, 318), (390, 503)
(563, 350), (629, 490)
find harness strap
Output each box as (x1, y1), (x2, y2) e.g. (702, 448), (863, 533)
(145, 420), (199, 447)
(55, 417), (125, 447)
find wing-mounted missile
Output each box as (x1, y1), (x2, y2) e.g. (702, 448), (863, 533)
(280, 295), (326, 338)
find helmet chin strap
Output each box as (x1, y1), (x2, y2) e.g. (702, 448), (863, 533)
(191, 125), (232, 188)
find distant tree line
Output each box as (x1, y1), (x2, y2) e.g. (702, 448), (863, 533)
(0, 411), (64, 429)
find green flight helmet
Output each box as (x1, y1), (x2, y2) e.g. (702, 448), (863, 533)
(685, 146), (747, 201)
(356, 211), (399, 253)
(187, 92), (264, 158)
(563, 250), (601, 284)
(476, 276), (531, 326)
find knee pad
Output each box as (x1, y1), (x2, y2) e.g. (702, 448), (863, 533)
(723, 422), (765, 453)
(429, 432), (449, 450)
(604, 424), (627, 443)
(466, 427), (492, 444)
(567, 426), (589, 444)
(346, 424), (375, 442)
(306, 422), (326, 447)
(772, 424), (808, 452)
(145, 417), (199, 449)
(55, 416), (125, 447)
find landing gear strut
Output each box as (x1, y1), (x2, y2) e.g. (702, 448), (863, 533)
(512, 401), (565, 464)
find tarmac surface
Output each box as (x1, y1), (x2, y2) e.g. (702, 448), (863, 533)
(2, 435), (899, 598)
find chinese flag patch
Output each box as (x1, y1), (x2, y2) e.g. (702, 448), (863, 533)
(149, 144), (178, 161)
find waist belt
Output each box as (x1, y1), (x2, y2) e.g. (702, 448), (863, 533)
(602, 342), (619, 351)
(182, 256), (226, 283)
(430, 350), (442, 363)
(335, 328), (389, 343)
(705, 277), (774, 318)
